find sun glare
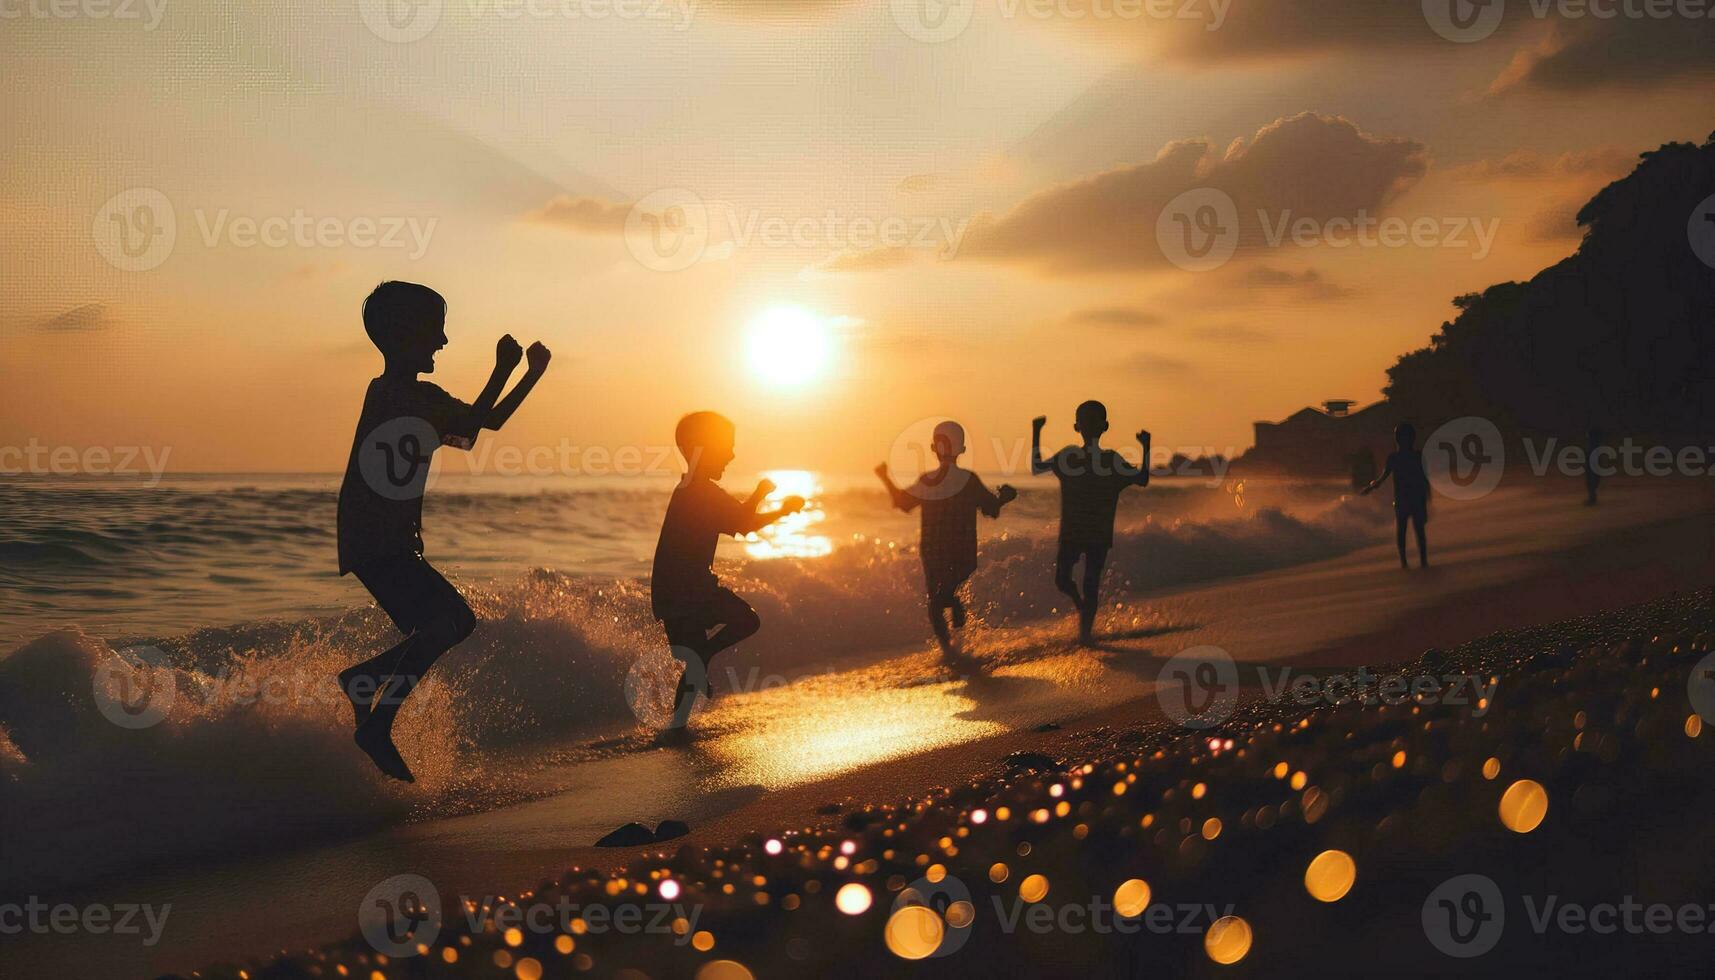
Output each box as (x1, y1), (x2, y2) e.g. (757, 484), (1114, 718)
(746, 306), (832, 388)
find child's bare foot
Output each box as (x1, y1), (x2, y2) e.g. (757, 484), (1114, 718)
(354, 721), (414, 782)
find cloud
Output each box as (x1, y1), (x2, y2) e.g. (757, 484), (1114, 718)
(529, 195), (631, 233)
(1486, 18), (1715, 94)
(1190, 323), (1274, 345)
(1521, 197), (1590, 244)
(39, 303), (110, 332)
(815, 246), (920, 274)
(1242, 266), (1354, 301)
(1066, 307), (1163, 328)
(1451, 147), (1635, 183)
(1082, 0), (1714, 93)
(1115, 351), (1194, 377)
(950, 113), (1425, 275)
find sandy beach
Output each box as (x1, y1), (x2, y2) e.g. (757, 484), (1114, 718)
(2, 475), (1709, 979)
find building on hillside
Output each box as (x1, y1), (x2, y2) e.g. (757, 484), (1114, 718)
(1242, 400), (1399, 481)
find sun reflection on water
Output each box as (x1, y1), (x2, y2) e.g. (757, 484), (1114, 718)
(743, 469), (832, 559)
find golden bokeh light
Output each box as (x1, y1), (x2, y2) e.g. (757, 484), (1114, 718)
(1304, 850), (1357, 902)
(1114, 879), (1152, 918)
(1019, 874), (1050, 903)
(835, 882), (874, 915)
(696, 960), (756, 980)
(1499, 779), (1549, 833)
(884, 905), (945, 960)
(1204, 915), (1253, 965)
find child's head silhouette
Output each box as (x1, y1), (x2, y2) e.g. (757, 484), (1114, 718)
(676, 411), (736, 478)
(931, 421), (966, 463)
(1074, 400), (1109, 441)
(363, 281), (447, 375)
(1395, 422), (1417, 449)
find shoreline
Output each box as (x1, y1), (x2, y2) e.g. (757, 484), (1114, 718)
(2, 479), (1710, 978)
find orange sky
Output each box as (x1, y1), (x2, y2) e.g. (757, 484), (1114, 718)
(2, 0), (1712, 476)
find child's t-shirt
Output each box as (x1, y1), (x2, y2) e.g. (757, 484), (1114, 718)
(1044, 446), (1142, 549)
(1387, 450), (1430, 512)
(337, 376), (477, 575)
(651, 476), (748, 620)
(898, 468), (1003, 593)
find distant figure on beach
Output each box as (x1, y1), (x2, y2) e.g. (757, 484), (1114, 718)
(653, 412), (804, 727)
(876, 421), (1018, 657)
(1585, 426), (1604, 506)
(336, 281), (551, 780)
(1359, 422), (1430, 569)
(1032, 402), (1151, 645)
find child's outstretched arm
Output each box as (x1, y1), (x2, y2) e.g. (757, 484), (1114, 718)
(1030, 416), (1054, 475)
(1122, 428), (1152, 487)
(733, 487), (805, 534)
(874, 463), (919, 512)
(977, 477), (1016, 519)
(1359, 458), (1395, 496)
(481, 341), (551, 431)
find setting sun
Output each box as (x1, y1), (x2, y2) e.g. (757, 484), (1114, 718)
(745, 306), (833, 389)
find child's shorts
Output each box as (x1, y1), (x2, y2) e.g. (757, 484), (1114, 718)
(659, 587), (756, 638)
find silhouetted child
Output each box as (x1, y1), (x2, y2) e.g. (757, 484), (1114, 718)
(335, 281), (550, 780)
(652, 412), (804, 724)
(1360, 422), (1430, 569)
(1032, 401), (1151, 645)
(876, 421), (1017, 657)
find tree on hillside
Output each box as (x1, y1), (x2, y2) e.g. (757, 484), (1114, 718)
(1383, 132), (1715, 442)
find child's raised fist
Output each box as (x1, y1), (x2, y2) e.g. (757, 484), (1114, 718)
(497, 334), (523, 370)
(526, 342), (552, 372)
(781, 495), (806, 515)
